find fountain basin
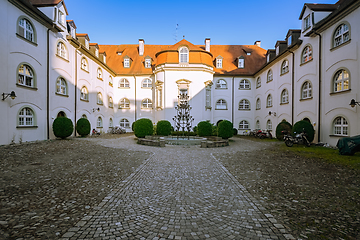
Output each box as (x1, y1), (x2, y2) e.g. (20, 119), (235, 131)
(162, 136), (207, 145)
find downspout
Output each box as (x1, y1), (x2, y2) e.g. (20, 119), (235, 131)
(74, 44), (81, 136)
(47, 29), (50, 140)
(289, 50), (295, 126)
(314, 31), (322, 143)
(232, 76), (235, 124)
(134, 75), (137, 121)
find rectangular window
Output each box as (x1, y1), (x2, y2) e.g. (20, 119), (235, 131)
(124, 59), (130, 68)
(216, 59), (222, 68)
(206, 89), (211, 108)
(145, 59), (151, 68)
(304, 15), (311, 30)
(238, 59), (244, 68)
(157, 89), (162, 108)
(58, 11), (65, 26)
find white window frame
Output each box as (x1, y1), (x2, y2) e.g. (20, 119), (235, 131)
(281, 60), (289, 74)
(179, 47), (189, 63)
(18, 18), (34, 42)
(333, 69), (349, 92)
(18, 64), (35, 88)
(301, 81), (312, 99)
(239, 99), (250, 110)
(215, 99), (227, 110)
(256, 120), (260, 130)
(239, 120), (249, 130)
(334, 23), (350, 48)
(97, 92), (103, 105)
(256, 77), (261, 88)
(97, 68), (103, 79)
(119, 78), (130, 88)
(145, 58), (151, 68)
(109, 118), (113, 128)
(80, 86), (89, 101)
(120, 118), (130, 128)
(56, 77), (67, 95)
(58, 10), (65, 26)
(281, 89), (289, 104)
(57, 42), (67, 59)
(119, 98), (130, 109)
(216, 79), (227, 89)
(96, 117), (103, 128)
(18, 107), (34, 126)
(216, 58), (222, 68)
(333, 116), (348, 136)
(109, 97), (113, 108)
(301, 45), (313, 64)
(267, 119), (272, 130)
(239, 79), (250, 89)
(238, 57), (244, 68)
(81, 58), (88, 71)
(267, 69), (273, 82)
(304, 15), (311, 30)
(256, 98), (261, 110)
(266, 94), (272, 107)
(124, 58), (130, 68)
(109, 76), (113, 87)
(142, 98), (152, 109)
(142, 78), (152, 88)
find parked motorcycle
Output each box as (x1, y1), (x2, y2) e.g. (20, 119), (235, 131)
(255, 129), (272, 139)
(282, 129), (311, 147)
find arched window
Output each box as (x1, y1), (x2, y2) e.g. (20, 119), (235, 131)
(216, 99), (227, 110)
(120, 118), (130, 128)
(256, 98), (261, 110)
(56, 77), (67, 95)
(266, 94), (272, 107)
(80, 87), (89, 101)
(239, 79), (250, 89)
(96, 117), (103, 128)
(81, 114), (87, 119)
(97, 92), (103, 105)
(301, 81), (312, 99)
(281, 60), (289, 74)
(18, 107), (34, 126)
(18, 64), (34, 87)
(301, 45), (313, 64)
(281, 89), (289, 104)
(267, 119), (272, 130)
(333, 69), (349, 92)
(333, 116), (348, 136)
(267, 69), (273, 82)
(239, 99), (250, 110)
(109, 97), (113, 108)
(179, 47), (189, 63)
(239, 120), (249, 130)
(57, 42), (67, 59)
(256, 77), (261, 88)
(142, 98), (152, 109)
(18, 18), (35, 42)
(81, 58), (88, 71)
(142, 78), (152, 88)
(57, 111), (66, 117)
(334, 23), (350, 48)
(119, 98), (130, 109)
(256, 120), (260, 130)
(109, 118), (113, 128)
(119, 78), (130, 88)
(216, 79), (227, 89)
(97, 68), (103, 79)
(109, 76), (113, 87)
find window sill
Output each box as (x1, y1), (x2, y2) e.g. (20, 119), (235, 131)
(215, 108), (228, 110)
(330, 39), (351, 51)
(205, 107), (212, 110)
(56, 54), (69, 62)
(266, 106), (273, 108)
(300, 58), (313, 66)
(215, 88), (228, 90)
(256, 108), (261, 110)
(97, 78), (103, 81)
(97, 103), (103, 106)
(256, 86), (261, 89)
(329, 134), (348, 137)
(156, 107), (163, 110)
(266, 80), (273, 83)
(80, 99), (89, 102)
(300, 97), (313, 101)
(16, 83), (38, 90)
(280, 71), (289, 76)
(142, 87), (152, 89)
(16, 33), (38, 46)
(55, 92), (69, 97)
(17, 126), (38, 129)
(238, 88), (251, 90)
(96, 127), (103, 129)
(109, 83), (113, 87)
(330, 89), (351, 95)
(119, 87), (130, 89)
(280, 102), (289, 105)
(238, 109), (251, 111)
(81, 68), (89, 73)
(119, 107), (130, 110)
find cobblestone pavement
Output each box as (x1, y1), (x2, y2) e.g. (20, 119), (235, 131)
(61, 137), (295, 240)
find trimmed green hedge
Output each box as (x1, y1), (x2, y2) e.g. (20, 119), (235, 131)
(197, 121), (212, 137)
(133, 118), (153, 138)
(292, 120), (315, 143)
(275, 120), (292, 140)
(53, 117), (74, 139)
(218, 120), (233, 139)
(76, 118), (91, 137)
(156, 120), (172, 136)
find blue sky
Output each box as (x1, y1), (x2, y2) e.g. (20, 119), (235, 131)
(65, 0), (337, 50)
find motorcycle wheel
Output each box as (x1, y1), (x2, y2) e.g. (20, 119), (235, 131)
(259, 135), (265, 139)
(304, 138), (311, 147)
(285, 139), (294, 147)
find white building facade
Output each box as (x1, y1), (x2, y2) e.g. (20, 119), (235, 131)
(1, 0), (359, 146)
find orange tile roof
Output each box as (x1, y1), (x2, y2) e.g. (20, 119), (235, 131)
(30, 0), (68, 15)
(99, 40), (266, 76)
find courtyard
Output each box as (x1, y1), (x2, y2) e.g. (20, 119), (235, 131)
(0, 134), (359, 239)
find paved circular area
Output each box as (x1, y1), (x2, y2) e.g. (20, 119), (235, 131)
(61, 137), (295, 240)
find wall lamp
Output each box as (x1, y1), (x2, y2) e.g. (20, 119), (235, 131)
(349, 99), (360, 108)
(92, 107), (100, 112)
(2, 91), (16, 101)
(269, 111), (276, 116)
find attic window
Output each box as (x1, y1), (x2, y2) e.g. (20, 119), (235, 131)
(304, 15), (311, 31)
(216, 58), (222, 68)
(58, 11), (65, 26)
(85, 39), (89, 49)
(145, 58), (151, 68)
(95, 49), (99, 57)
(246, 52), (251, 56)
(124, 58), (130, 68)
(287, 35), (292, 46)
(117, 52), (122, 55)
(179, 47), (189, 63)
(238, 56), (244, 69)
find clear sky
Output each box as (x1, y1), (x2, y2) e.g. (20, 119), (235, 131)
(65, 0), (337, 50)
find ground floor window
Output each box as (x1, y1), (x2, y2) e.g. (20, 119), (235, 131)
(333, 116), (348, 136)
(239, 120), (249, 130)
(18, 107), (34, 126)
(120, 118), (130, 128)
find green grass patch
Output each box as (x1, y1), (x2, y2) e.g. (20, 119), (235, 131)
(279, 144), (360, 170)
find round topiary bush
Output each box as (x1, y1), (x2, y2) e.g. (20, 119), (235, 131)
(275, 120), (292, 140)
(53, 117), (74, 139)
(76, 118), (91, 137)
(218, 120), (234, 139)
(133, 118), (153, 138)
(197, 121), (212, 137)
(292, 120), (315, 143)
(156, 120), (172, 136)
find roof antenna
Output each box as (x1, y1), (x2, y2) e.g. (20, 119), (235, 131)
(174, 23), (178, 42)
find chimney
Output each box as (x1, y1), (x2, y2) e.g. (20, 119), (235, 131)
(205, 38), (210, 52)
(254, 41), (261, 47)
(139, 39), (144, 56)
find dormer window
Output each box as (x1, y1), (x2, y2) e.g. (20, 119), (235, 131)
(124, 57), (130, 68)
(85, 39), (89, 49)
(304, 15), (311, 31)
(238, 56), (244, 69)
(216, 58), (223, 68)
(58, 10), (65, 26)
(103, 55), (106, 63)
(267, 54), (270, 62)
(145, 58), (151, 68)
(179, 47), (189, 63)
(276, 46), (279, 55)
(287, 35), (292, 46)
(95, 48), (99, 57)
